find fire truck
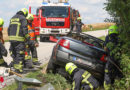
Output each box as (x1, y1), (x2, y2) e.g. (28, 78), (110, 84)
(29, 0), (80, 42)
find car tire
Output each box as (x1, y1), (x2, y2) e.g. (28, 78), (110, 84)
(46, 56), (56, 73)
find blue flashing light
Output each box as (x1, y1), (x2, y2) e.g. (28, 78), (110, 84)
(64, 3), (69, 5)
(42, 2), (48, 5)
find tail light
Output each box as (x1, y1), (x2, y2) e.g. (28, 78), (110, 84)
(58, 39), (70, 49)
(100, 54), (107, 62)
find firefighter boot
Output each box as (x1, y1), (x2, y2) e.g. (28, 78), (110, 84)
(24, 60), (34, 69)
(32, 58), (41, 65)
(24, 55), (34, 69)
(13, 62), (23, 73)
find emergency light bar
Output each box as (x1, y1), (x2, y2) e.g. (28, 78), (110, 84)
(42, 2), (70, 6)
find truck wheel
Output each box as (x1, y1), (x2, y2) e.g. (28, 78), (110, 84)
(46, 56), (56, 73)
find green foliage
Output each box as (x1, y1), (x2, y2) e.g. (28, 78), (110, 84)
(43, 73), (71, 90)
(105, 0), (130, 55)
(3, 70), (71, 90)
(105, 0), (130, 89)
(113, 54), (130, 90)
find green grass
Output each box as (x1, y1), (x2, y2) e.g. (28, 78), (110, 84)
(99, 36), (105, 41)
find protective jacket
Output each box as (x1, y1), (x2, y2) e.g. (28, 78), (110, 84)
(72, 68), (99, 90)
(8, 12), (29, 42)
(76, 21), (84, 33)
(0, 27), (4, 44)
(0, 42), (7, 57)
(27, 23), (36, 41)
(0, 42), (7, 64)
(104, 34), (118, 54)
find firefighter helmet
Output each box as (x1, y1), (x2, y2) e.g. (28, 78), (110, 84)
(108, 25), (118, 35)
(0, 18), (4, 27)
(20, 8), (28, 17)
(65, 62), (77, 75)
(26, 14), (34, 21)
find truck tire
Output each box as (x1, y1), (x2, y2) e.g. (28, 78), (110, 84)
(46, 56), (56, 73)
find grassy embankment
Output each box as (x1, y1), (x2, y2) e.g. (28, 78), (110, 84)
(3, 63), (72, 90)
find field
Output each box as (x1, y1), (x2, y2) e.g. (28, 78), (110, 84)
(82, 22), (115, 31)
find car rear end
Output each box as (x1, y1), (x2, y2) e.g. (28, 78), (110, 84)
(52, 37), (107, 80)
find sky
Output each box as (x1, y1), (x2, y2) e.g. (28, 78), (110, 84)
(0, 0), (109, 27)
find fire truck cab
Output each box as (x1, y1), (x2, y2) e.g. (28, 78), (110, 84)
(32, 2), (73, 42)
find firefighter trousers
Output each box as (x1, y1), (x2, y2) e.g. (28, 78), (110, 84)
(81, 73), (99, 90)
(28, 41), (38, 63)
(104, 57), (121, 89)
(9, 41), (25, 71)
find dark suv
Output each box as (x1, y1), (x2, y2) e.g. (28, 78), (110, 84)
(47, 33), (107, 81)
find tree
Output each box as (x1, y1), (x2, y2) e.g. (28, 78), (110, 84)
(105, 0), (130, 89)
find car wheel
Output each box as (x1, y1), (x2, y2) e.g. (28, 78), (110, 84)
(46, 56), (56, 73)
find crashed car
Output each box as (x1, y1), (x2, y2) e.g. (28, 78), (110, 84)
(47, 33), (107, 82)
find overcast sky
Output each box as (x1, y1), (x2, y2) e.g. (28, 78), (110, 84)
(0, 0), (109, 27)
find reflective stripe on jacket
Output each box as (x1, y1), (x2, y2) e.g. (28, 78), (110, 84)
(8, 12), (29, 42)
(27, 24), (35, 41)
(72, 69), (99, 90)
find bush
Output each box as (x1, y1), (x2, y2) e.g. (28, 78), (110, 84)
(105, 0), (130, 89)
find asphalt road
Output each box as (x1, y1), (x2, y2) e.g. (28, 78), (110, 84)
(3, 42), (56, 65)
(3, 30), (108, 65)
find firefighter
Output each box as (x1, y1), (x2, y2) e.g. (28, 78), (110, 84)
(75, 17), (84, 34)
(25, 14), (39, 67)
(0, 18), (8, 67)
(104, 25), (122, 89)
(8, 8), (30, 73)
(0, 18), (4, 44)
(65, 62), (99, 90)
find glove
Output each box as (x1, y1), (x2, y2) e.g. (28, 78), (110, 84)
(35, 42), (39, 47)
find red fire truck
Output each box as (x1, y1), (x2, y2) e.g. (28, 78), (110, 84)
(30, 1), (80, 42)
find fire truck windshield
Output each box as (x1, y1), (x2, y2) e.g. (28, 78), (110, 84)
(42, 6), (68, 18)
